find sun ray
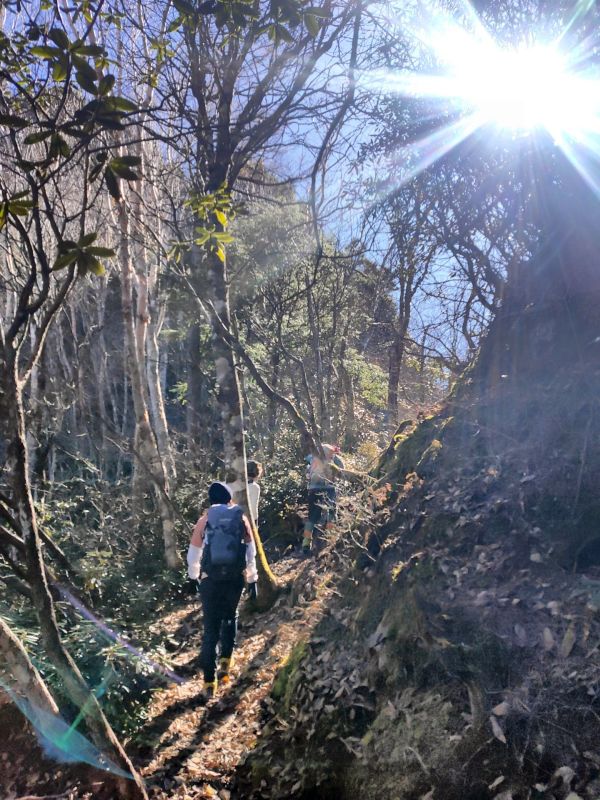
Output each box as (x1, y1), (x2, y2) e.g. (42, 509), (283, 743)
(365, 111), (485, 210)
(364, 1), (600, 185)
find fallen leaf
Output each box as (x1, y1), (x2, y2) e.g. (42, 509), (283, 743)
(542, 627), (555, 651)
(367, 620), (391, 650)
(489, 775), (505, 790)
(560, 623), (576, 658)
(492, 701), (510, 716)
(514, 624), (527, 646)
(490, 715), (507, 744)
(553, 766), (575, 785)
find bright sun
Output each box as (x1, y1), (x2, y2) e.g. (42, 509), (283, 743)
(437, 35), (593, 135)
(361, 5), (600, 191)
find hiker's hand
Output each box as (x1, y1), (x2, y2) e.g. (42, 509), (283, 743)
(247, 583), (258, 602)
(184, 578), (199, 597)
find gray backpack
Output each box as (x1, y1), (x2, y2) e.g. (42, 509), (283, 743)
(202, 505), (246, 580)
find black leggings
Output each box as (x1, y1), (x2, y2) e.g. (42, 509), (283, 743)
(199, 577), (244, 683)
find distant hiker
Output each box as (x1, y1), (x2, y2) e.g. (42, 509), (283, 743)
(246, 459), (263, 527)
(187, 481), (258, 702)
(302, 444), (345, 556)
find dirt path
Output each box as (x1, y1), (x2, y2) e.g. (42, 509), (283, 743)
(138, 554), (332, 800)
(0, 548), (336, 800)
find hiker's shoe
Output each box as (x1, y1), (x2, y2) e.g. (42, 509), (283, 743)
(198, 680), (217, 705)
(302, 545), (312, 558)
(217, 657), (232, 686)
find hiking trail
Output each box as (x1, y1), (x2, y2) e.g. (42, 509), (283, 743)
(139, 551), (333, 800)
(0, 520), (355, 800)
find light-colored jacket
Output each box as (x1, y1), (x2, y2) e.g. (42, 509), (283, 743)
(306, 453), (344, 489)
(187, 503), (258, 583)
(247, 481), (261, 524)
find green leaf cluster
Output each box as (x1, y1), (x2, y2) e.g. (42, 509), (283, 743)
(169, 0), (327, 38)
(185, 185), (236, 262)
(89, 153), (142, 200)
(172, 0), (259, 32)
(346, 348), (388, 410)
(53, 231), (115, 277)
(0, 24), (139, 168)
(28, 29), (108, 97)
(0, 192), (34, 231)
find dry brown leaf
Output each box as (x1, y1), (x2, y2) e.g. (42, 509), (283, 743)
(489, 775), (505, 790)
(490, 715), (507, 744)
(560, 623), (577, 658)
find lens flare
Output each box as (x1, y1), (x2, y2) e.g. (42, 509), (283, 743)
(0, 586), (188, 778)
(3, 684), (132, 778)
(55, 584), (185, 685)
(361, 1), (600, 192)
(426, 31), (600, 135)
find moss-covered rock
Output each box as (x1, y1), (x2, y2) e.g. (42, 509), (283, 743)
(271, 640), (308, 710)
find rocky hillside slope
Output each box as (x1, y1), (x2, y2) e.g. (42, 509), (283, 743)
(236, 191), (600, 800)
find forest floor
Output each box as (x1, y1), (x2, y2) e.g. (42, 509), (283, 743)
(0, 547), (336, 800)
(140, 551), (332, 800)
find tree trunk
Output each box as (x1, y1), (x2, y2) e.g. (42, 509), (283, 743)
(387, 334), (404, 427)
(186, 322), (207, 459)
(137, 160), (177, 486)
(202, 243), (278, 604)
(418, 330), (428, 406)
(340, 360), (357, 450)
(266, 348), (281, 456)
(25, 319), (39, 485)
(118, 203), (181, 569)
(0, 615), (60, 718)
(92, 290), (110, 475)
(306, 278), (328, 438)
(4, 360), (147, 800)
(146, 291), (176, 483)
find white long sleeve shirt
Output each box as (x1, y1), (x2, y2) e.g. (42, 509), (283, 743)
(187, 503), (258, 584)
(247, 482), (261, 525)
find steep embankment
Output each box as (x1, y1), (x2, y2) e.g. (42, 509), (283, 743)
(237, 221), (600, 798)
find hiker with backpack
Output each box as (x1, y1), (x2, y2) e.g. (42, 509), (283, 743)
(187, 481), (258, 701)
(302, 444), (345, 556)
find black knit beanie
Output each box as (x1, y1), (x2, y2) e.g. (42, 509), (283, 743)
(208, 481), (232, 505)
